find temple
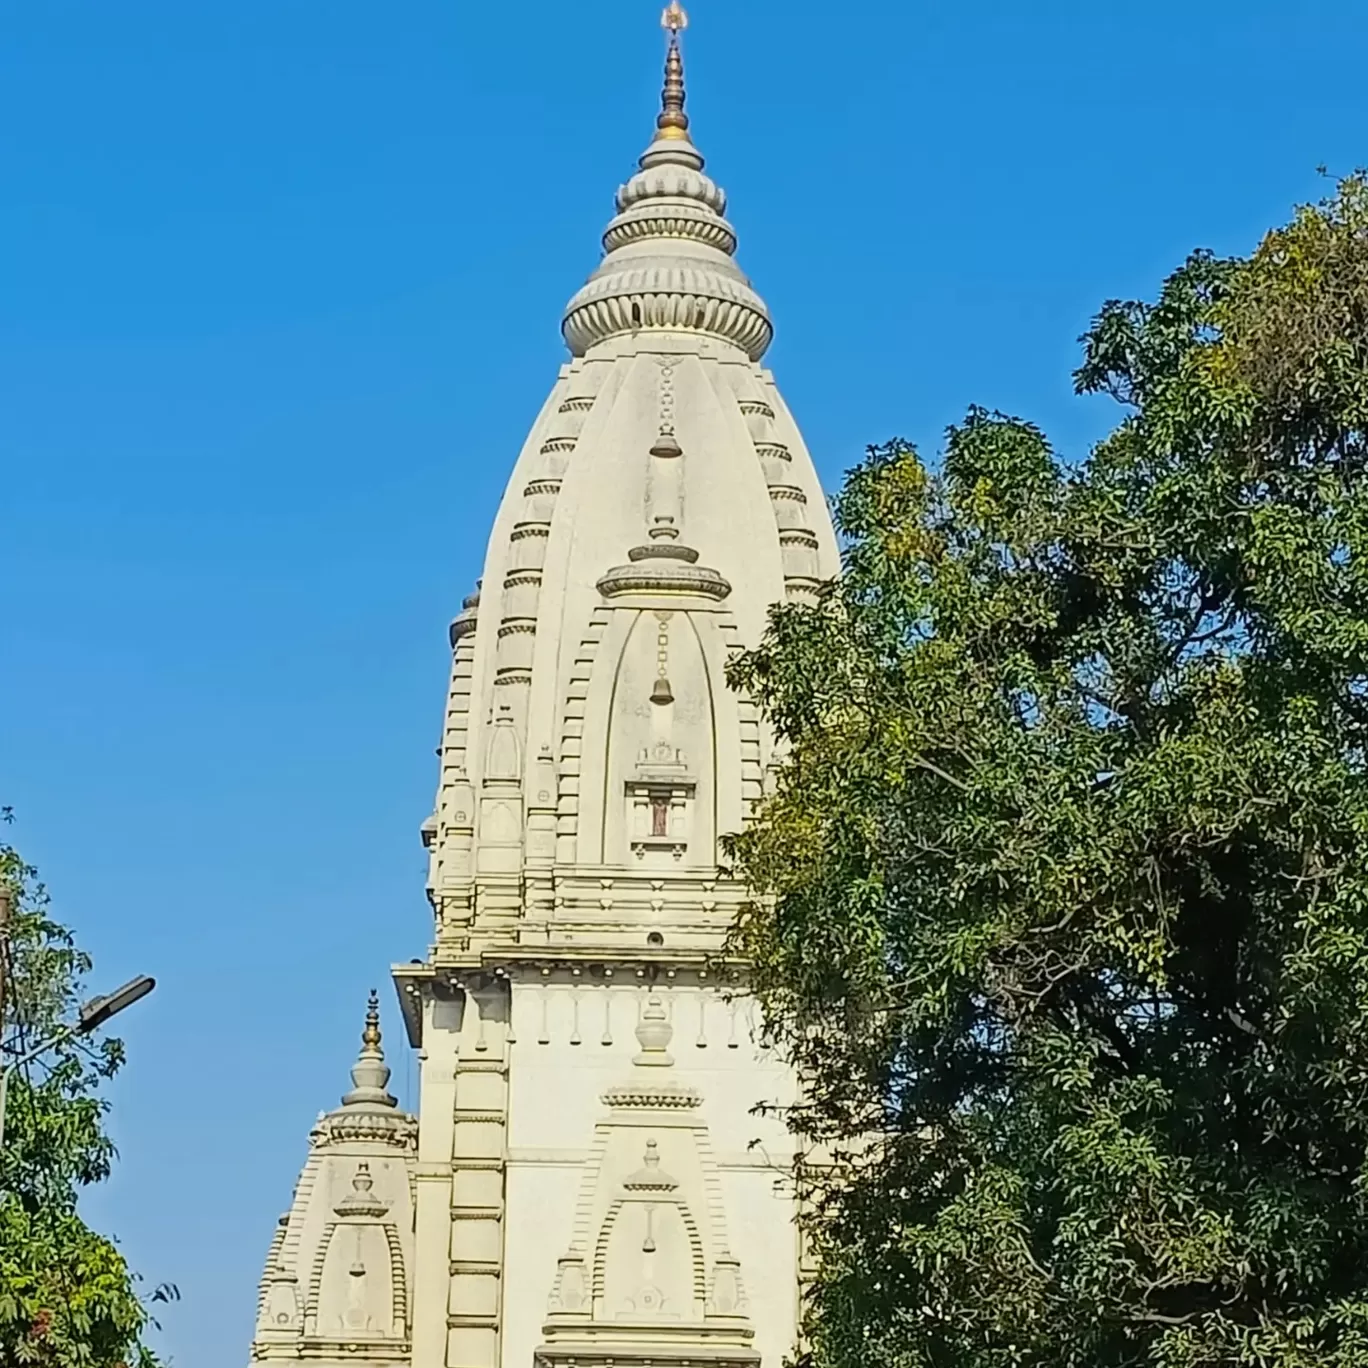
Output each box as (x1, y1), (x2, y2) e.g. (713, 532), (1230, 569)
(248, 8), (839, 1366)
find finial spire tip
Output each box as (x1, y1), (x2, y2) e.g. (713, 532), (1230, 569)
(341, 988), (397, 1109)
(362, 988), (381, 1049)
(656, 3), (691, 141)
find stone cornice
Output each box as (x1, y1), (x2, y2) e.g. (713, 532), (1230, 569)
(309, 1109), (417, 1152)
(602, 1083), (701, 1110)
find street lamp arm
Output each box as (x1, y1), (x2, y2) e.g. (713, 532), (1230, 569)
(6, 1023), (79, 1073)
(0, 1026), (78, 1163)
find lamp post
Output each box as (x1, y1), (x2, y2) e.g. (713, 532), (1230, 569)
(0, 974), (155, 1155)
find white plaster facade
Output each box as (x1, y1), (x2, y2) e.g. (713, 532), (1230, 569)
(249, 14), (838, 1368)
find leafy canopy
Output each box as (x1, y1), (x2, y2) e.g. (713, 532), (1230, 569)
(1, 822), (170, 1367)
(725, 176), (1368, 1368)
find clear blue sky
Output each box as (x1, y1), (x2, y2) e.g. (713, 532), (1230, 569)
(1, 1), (1363, 1362)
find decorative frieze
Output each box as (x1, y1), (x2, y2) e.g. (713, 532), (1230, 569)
(503, 976), (756, 1054)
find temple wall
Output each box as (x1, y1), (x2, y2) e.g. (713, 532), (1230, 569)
(498, 976), (800, 1368)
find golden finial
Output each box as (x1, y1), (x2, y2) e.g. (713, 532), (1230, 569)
(362, 988), (381, 1050)
(657, 3), (691, 141)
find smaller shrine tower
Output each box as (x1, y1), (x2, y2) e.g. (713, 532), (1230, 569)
(249, 995), (418, 1362)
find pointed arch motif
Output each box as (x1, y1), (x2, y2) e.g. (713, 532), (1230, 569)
(556, 606), (613, 859)
(303, 1222), (337, 1332)
(589, 1194), (709, 1308)
(383, 1223), (410, 1333)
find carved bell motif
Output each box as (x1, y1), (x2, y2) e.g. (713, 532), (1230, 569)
(650, 675), (675, 705)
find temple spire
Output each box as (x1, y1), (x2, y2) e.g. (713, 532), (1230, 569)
(657, 2), (691, 142)
(340, 989), (398, 1109)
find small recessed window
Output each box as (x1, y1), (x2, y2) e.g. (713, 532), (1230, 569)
(647, 931), (665, 948)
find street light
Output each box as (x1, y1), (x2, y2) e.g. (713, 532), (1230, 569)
(0, 975), (156, 1155)
(77, 975), (156, 1035)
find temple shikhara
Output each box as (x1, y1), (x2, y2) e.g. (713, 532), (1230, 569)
(248, 8), (838, 1367)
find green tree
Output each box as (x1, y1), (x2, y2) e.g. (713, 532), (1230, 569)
(0, 820), (169, 1366)
(726, 176), (1368, 1367)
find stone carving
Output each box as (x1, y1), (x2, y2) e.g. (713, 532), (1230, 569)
(334, 1164), (391, 1220)
(537, 982), (760, 1368)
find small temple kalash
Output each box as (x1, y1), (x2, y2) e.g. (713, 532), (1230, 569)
(248, 7), (839, 1366)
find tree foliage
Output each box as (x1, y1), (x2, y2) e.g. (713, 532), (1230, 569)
(725, 176), (1368, 1367)
(0, 822), (168, 1366)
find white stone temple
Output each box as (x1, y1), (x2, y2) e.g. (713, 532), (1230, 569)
(248, 8), (839, 1367)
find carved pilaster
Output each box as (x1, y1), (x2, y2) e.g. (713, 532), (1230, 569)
(446, 979), (511, 1368)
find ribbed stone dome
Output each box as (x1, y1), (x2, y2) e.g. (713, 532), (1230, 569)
(617, 159), (727, 215)
(562, 254), (772, 361)
(561, 37), (773, 361)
